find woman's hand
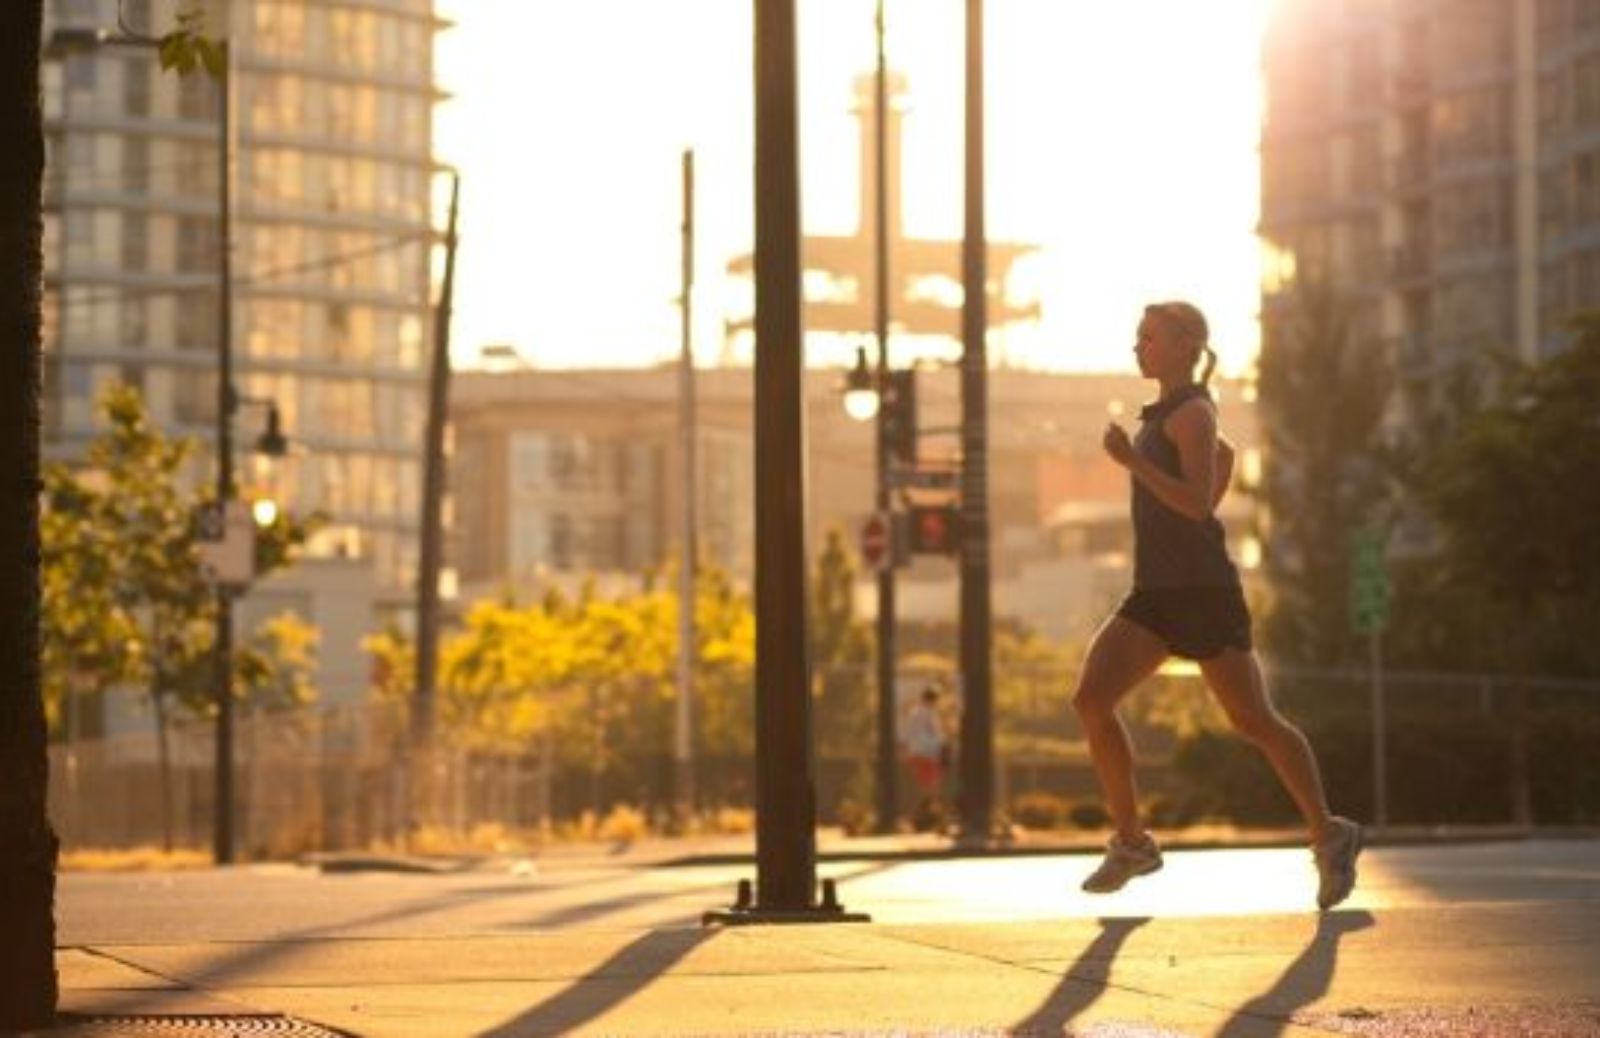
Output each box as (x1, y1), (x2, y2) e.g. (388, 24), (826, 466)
(1102, 422), (1136, 467)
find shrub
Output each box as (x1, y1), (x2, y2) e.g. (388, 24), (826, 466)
(710, 805), (755, 834)
(834, 798), (870, 836)
(1067, 800), (1110, 830)
(1171, 702), (1600, 826)
(1011, 791), (1069, 830)
(598, 803), (649, 843)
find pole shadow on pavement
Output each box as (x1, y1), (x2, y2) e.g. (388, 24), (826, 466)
(1215, 910), (1377, 1038)
(1010, 916), (1149, 1036)
(480, 929), (713, 1037)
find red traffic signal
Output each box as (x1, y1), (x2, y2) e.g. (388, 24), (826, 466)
(908, 505), (961, 556)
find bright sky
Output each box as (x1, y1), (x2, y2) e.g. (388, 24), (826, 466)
(434, 0), (1273, 376)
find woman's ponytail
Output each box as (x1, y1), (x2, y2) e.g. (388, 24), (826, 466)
(1199, 345), (1217, 387)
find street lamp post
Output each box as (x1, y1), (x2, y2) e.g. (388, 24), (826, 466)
(46, 26), (268, 864)
(958, 0), (996, 845)
(870, 0), (898, 837)
(705, 0), (865, 926)
(212, 33), (239, 865)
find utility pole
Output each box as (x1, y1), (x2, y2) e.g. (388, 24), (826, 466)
(957, 0), (995, 845)
(705, 0), (864, 924)
(871, 0), (897, 836)
(414, 169), (461, 824)
(675, 148), (697, 829)
(212, 37), (237, 865)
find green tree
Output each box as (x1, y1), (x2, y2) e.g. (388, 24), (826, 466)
(40, 466), (143, 738)
(810, 528), (873, 761)
(993, 623), (1079, 759)
(236, 612), (320, 710)
(0, 0), (57, 1023)
(1254, 283), (1393, 666)
(1400, 317), (1600, 674)
(692, 565), (757, 765)
(43, 385), (319, 848)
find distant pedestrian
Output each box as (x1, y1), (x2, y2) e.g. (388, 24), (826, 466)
(903, 686), (948, 829)
(1074, 301), (1361, 910)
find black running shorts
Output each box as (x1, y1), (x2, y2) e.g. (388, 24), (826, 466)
(1115, 585), (1253, 661)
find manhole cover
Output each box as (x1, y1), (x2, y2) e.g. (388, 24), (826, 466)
(54, 1015), (353, 1037)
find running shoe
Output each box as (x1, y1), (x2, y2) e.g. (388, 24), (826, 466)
(1081, 832), (1163, 893)
(1314, 815), (1363, 910)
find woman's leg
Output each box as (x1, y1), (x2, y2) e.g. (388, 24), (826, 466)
(1072, 616), (1169, 843)
(1199, 648), (1333, 842)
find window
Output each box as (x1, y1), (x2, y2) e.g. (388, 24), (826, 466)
(177, 72), (212, 121)
(121, 211), (146, 271)
(122, 58), (150, 117)
(1577, 54), (1600, 127)
(176, 216), (214, 273)
(123, 134), (148, 193)
(174, 369), (217, 426)
(175, 290), (214, 352)
(254, 1), (307, 55)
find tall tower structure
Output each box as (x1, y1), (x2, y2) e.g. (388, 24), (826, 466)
(725, 71), (1040, 351)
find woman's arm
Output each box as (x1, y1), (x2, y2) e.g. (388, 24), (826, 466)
(1104, 399), (1219, 521)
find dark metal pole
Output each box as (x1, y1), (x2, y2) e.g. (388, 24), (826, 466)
(958, 0), (995, 844)
(675, 148), (697, 827)
(414, 170), (460, 771)
(704, 0), (864, 928)
(872, 0), (897, 836)
(751, 0), (813, 911)
(212, 40), (236, 865)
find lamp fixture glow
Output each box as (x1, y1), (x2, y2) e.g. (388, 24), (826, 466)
(842, 346), (880, 422)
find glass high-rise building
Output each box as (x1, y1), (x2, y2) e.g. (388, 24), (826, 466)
(1258, 0), (1600, 381)
(42, 0), (442, 616)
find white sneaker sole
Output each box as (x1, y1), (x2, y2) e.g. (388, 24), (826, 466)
(1317, 822), (1363, 910)
(1082, 855), (1163, 894)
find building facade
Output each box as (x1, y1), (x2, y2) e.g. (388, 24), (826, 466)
(450, 367), (1260, 643)
(41, 0), (444, 702)
(1259, 0), (1600, 382)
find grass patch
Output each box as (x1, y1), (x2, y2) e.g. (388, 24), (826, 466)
(60, 846), (212, 872)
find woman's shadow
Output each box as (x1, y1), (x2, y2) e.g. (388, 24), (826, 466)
(1011, 916), (1150, 1037)
(1215, 910), (1376, 1037)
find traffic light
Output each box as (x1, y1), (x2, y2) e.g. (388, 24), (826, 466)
(908, 504), (962, 556)
(882, 368), (917, 465)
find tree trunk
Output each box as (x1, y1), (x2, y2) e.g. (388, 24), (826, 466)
(0, 0), (61, 1026)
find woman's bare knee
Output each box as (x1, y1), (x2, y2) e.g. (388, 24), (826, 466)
(1228, 705), (1288, 746)
(1072, 684), (1120, 724)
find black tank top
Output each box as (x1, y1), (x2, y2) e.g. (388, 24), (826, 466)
(1130, 383), (1240, 589)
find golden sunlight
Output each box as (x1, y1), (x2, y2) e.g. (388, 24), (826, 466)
(435, 0), (1274, 374)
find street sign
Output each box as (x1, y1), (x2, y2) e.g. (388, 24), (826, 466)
(889, 467), (959, 491)
(1349, 525), (1390, 635)
(860, 512), (891, 571)
(197, 500), (256, 588)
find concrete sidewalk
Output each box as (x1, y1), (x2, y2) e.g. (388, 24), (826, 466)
(55, 898), (1600, 1036)
(301, 823), (1595, 875)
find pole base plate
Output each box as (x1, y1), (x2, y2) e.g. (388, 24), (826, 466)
(702, 876), (871, 925)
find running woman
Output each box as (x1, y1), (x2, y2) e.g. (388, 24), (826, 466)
(1074, 300), (1361, 910)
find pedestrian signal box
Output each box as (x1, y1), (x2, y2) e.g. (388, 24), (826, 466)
(908, 504), (961, 556)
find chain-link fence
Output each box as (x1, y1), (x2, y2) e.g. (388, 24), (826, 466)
(46, 664), (1600, 856)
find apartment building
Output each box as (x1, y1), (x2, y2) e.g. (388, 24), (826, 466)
(1259, 0), (1600, 380)
(41, 0), (445, 703)
(450, 366), (1260, 643)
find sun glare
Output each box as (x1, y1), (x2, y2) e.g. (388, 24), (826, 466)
(435, 1), (1273, 375)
